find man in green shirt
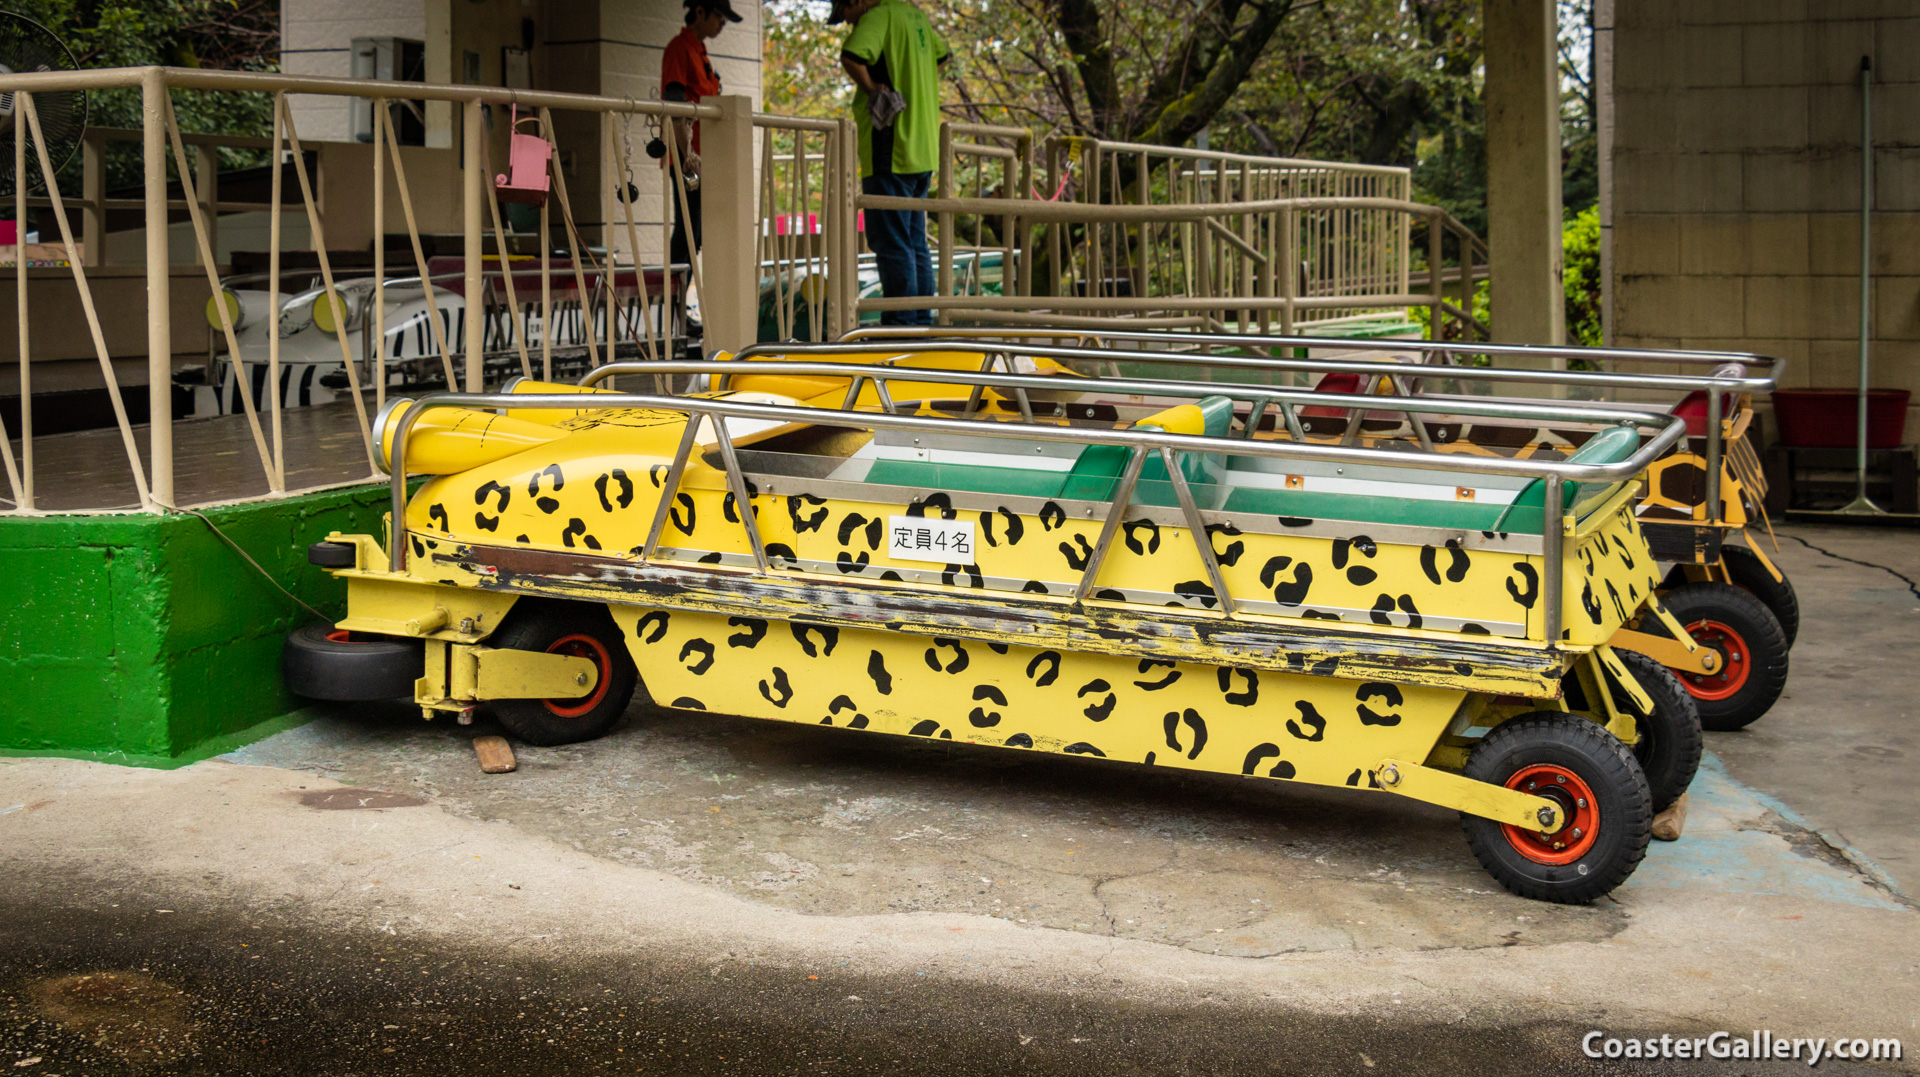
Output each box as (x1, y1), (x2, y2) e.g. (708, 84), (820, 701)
(830, 0), (949, 326)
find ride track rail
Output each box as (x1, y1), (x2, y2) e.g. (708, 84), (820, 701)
(385, 359), (1691, 651)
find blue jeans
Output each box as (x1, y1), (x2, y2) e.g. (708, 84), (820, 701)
(862, 171), (934, 327)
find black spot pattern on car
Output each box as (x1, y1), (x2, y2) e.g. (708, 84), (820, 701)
(1286, 702), (1327, 741)
(787, 493), (829, 533)
(765, 543), (800, 568)
(1037, 501), (1066, 531)
(1347, 566), (1378, 586)
(1162, 708), (1208, 760)
(836, 551), (870, 573)
(1004, 732), (1033, 748)
(722, 485), (762, 525)
(1021, 580), (1051, 594)
(1122, 518), (1161, 556)
(758, 667), (793, 708)
(427, 503), (450, 531)
(1133, 659), (1181, 690)
(1420, 541), (1473, 585)
(879, 570), (903, 582)
(561, 518), (600, 550)
(1058, 534), (1094, 570)
(1356, 682), (1404, 726)
(474, 481), (512, 531)
(528, 464), (564, 514)
(825, 694), (866, 728)
(669, 493), (697, 535)
(979, 507), (1024, 547)
(1345, 768), (1364, 786)
(1026, 651), (1061, 687)
(941, 563), (985, 589)
(1205, 522), (1245, 566)
(836, 512), (883, 550)
(905, 492), (956, 520)
(1172, 580), (1219, 608)
(648, 463), (669, 488)
(1217, 667), (1258, 706)
(678, 638), (714, 674)
(908, 720), (942, 737)
(1460, 623), (1491, 635)
(515, 534), (530, 544)
(867, 650), (893, 694)
(1259, 556), (1314, 606)
(698, 552), (723, 564)
(1582, 581), (1603, 624)
(633, 611), (671, 644)
(594, 469), (633, 512)
(1077, 679), (1116, 721)
(924, 639), (970, 673)
(1094, 588), (1127, 601)
(790, 623), (839, 658)
(670, 697), (706, 711)
(968, 685), (1008, 727)
(1242, 743), (1280, 775)
(726, 617), (767, 648)
(986, 642), (1009, 654)
(1506, 562), (1539, 608)
(1062, 742), (1105, 757)
(1604, 578), (1627, 621)
(1278, 516), (1314, 527)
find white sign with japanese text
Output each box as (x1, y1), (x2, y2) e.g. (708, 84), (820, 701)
(887, 515), (975, 563)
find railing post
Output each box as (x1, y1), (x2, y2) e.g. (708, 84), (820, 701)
(462, 99), (485, 392)
(142, 68), (173, 507)
(936, 123), (953, 325)
(701, 95), (758, 353)
(196, 143), (219, 267)
(81, 131), (103, 268)
(1428, 211), (1444, 342)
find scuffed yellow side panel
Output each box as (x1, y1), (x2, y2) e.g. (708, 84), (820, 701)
(1554, 508), (1663, 646)
(607, 606), (1465, 788)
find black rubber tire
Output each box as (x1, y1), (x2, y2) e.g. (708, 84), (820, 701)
(486, 599), (641, 747)
(1721, 545), (1799, 648)
(282, 624), (423, 701)
(1460, 712), (1654, 904)
(1659, 583), (1790, 732)
(307, 540), (358, 568)
(1609, 649), (1703, 813)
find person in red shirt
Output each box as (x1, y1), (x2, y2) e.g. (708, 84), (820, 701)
(660, 0), (739, 270)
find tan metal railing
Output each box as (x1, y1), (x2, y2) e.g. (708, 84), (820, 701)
(0, 66), (1480, 515)
(0, 66), (740, 513)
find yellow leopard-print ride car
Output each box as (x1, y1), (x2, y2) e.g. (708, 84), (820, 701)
(287, 356), (1702, 904)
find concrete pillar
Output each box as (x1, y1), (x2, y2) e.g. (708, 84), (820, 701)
(700, 96), (758, 355)
(1484, 0), (1565, 347)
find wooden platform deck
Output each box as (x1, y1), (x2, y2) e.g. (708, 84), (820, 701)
(5, 399), (382, 512)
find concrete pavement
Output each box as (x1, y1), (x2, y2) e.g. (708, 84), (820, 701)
(1, 523), (1915, 1074)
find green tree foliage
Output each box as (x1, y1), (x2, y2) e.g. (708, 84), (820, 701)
(1562, 204), (1601, 346)
(4, 0), (279, 194)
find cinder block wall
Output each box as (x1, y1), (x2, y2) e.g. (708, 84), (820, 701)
(1610, 2), (1920, 435)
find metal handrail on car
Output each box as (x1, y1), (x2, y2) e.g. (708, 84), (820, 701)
(387, 362), (1689, 647)
(742, 337), (1777, 520)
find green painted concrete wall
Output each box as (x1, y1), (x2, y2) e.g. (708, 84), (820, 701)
(0, 485), (393, 766)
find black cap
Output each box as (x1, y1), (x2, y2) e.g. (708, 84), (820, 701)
(687, 0), (744, 22)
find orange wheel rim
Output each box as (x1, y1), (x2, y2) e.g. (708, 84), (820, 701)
(544, 634), (612, 718)
(1677, 619), (1750, 701)
(1500, 764), (1600, 865)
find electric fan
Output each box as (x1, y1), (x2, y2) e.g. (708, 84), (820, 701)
(0, 12), (86, 193)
